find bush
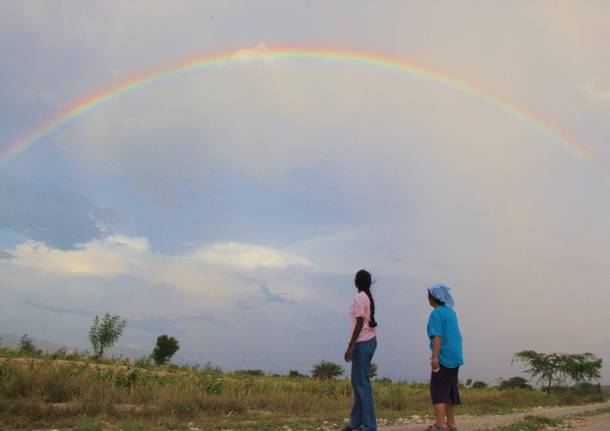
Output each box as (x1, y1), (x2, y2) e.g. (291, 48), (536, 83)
(202, 362), (222, 374)
(234, 369), (265, 377)
(288, 369), (305, 378)
(152, 335), (180, 366)
(311, 361), (344, 379)
(471, 381), (488, 389)
(376, 376), (393, 384)
(134, 356), (154, 369)
(498, 376), (533, 390)
(369, 363), (378, 379)
(571, 382), (601, 395)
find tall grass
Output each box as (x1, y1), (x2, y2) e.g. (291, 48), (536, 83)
(0, 352), (605, 429)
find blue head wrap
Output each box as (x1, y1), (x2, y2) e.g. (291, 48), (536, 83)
(427, 284), (455, 308)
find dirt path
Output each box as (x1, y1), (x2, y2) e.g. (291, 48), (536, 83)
(381, 401), (610, 431)
(577, 413), (610, 430)
(552, 412), (610, 431)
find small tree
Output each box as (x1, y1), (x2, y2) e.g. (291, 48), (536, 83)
(513, 351), (602, 396)
(89, 313), (127, 359)
(311, 360), (344, 379)
(19, 334), (41, 355)
(152, 335), (180, 366)
(369, 363), (378, 379)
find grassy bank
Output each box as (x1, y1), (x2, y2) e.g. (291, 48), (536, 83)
(0, 352), (605, 430)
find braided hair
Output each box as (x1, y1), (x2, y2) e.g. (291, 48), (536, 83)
(355, 269), (377, 328)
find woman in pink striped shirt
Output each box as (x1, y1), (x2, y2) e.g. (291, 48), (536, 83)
(343, 269), (378, 431)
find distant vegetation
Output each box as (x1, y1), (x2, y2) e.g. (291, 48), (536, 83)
(513, 350), (602, 396)
(18, 334), (42, 356)
(0, 328), (605, 430)
(89, 313), (127, 359)
(498, 376), (533, 391)
(152, 335), (180, 366)
(311, 360), (344, 379)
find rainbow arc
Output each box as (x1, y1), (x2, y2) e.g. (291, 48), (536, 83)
(1, 47), (607, 183)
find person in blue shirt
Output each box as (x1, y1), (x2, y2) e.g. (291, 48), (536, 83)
(426, 284), (463, 431)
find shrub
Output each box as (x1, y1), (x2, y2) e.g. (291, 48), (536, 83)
(369, 363), (378, 379)
(311, 361), (344, 379)
(471, 381), (488, 389)
(234, 369), (265, 376)
(288, 369), (305, 378)
(134, 356), (154, 369)
(152, 335), (180, 366)
(498, 376), (533, 390)
(571, 382), (601, 395)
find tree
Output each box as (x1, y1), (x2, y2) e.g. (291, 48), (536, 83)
(311, 360), (344, 379)
(288, 369), (305, 378)
(19, 334), (39, 355)
(498, 376), (533, 391)
(369, 363), (378, 379)
(513, 351), (602, 396)
(89, 313), (127, 359)
(152, 335), (180, 366)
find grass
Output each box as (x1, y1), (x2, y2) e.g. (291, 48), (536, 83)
(487, 407), (610, 431)
(0, 349), (606, 430)
(488, 415), (562, 431)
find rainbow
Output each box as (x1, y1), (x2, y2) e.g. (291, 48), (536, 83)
(2, 46), (607, 181)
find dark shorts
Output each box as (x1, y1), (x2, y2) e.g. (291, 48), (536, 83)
(430, 365), (461, 405)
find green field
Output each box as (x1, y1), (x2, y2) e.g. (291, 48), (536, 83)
(0, 349), (605, 431)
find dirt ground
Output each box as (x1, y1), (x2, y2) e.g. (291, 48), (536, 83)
(382, 401), (610, 431)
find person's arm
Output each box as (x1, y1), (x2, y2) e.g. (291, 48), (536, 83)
(344, 317), (364, 362)
(431, 335), (441, 369)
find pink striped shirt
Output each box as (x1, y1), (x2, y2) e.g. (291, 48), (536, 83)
(349, 291), (377, 343)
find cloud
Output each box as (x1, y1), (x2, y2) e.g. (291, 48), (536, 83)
(231, 42), (272, 60)
(21, 298), (92, 317)
(193, 242), (312, 270)
(237, 284), (297, 309)
(0, 174), (115, 249)
(584, 79), (610, 102)
(1, 235), (315, 311)
(4, 235), (151, 276)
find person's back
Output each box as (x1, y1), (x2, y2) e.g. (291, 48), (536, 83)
(426, 284), (463, 431)
(428, 305), (463, 369)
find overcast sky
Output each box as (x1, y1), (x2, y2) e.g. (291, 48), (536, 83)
(1, 1), (609, 384)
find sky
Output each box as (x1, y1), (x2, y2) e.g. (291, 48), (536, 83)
(1, 1), (609, 384)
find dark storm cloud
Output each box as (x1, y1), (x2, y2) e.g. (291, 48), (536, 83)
(236, 284), (296, 309)
(21, 298), (93, 317)
(0, 173), (116, 249)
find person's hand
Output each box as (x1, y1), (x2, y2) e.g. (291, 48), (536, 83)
(344, 344), (353, 362)
(430, 356), (440, 371)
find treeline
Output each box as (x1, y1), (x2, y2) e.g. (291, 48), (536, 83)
(0, 312), (603, 396)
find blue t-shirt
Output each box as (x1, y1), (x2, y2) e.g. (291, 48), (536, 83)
(427, 305), (464, 368)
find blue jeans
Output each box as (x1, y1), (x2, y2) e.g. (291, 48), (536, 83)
(349, 337), (377, 431)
